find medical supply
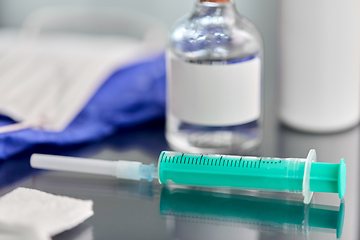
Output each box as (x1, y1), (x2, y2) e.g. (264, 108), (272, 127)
(31, 149), (346, 204)
(279, 0), (360, 133)
(0, 7), (165, 134)
(31, 154), (158, 181)
(0, 53), (166, 160)
(0, 8), (167, 160)
(166, 0), (263, 154)
(0, 187), (93, 240)
(160, 188), (345, 239)
(0, 34), (142, 133)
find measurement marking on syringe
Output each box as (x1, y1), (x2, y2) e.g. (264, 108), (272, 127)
(199, 155), (203, 165)
(177, 153), (183, 164)
(238, 158), (242, 167)
(160, 151), (166, 162)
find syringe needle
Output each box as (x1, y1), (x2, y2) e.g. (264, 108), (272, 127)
(31, 154), (156, 181)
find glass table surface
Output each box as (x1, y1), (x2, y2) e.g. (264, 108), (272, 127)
(0, 119), (358, 240)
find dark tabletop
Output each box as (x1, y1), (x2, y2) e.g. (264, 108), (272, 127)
(0, 119), (359, 240)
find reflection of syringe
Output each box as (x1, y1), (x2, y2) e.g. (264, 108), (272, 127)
(160, 187), (345, 239)
(31, 149), (346, 204)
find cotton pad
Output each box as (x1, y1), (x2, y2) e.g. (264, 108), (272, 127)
(0, 187), (93, 239)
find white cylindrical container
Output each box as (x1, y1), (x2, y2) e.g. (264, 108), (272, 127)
(279, 0), (360, 133)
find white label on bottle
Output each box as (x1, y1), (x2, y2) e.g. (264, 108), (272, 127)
(168, 55), (261, 126)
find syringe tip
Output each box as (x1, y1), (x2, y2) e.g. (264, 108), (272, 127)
(138, 164), (155, 182)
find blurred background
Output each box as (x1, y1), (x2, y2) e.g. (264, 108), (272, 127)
(0, 1), (359, 239)
(0, 0), (279, 112)
(0, 0), (280, 156)
(1, 0), (359, 151)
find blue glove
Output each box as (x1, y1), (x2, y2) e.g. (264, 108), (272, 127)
(0, 54), (166, 160)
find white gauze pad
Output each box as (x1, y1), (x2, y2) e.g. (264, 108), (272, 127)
(0, 187), (93, 239)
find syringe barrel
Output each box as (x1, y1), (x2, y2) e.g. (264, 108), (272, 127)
(158, 151), (346, 199)
(158, 151), (305, 192)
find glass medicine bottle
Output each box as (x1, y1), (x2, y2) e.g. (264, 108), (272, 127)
(166, 0), (263, 154)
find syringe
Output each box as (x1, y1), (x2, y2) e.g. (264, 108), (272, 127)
(30, 149), (346, 204)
